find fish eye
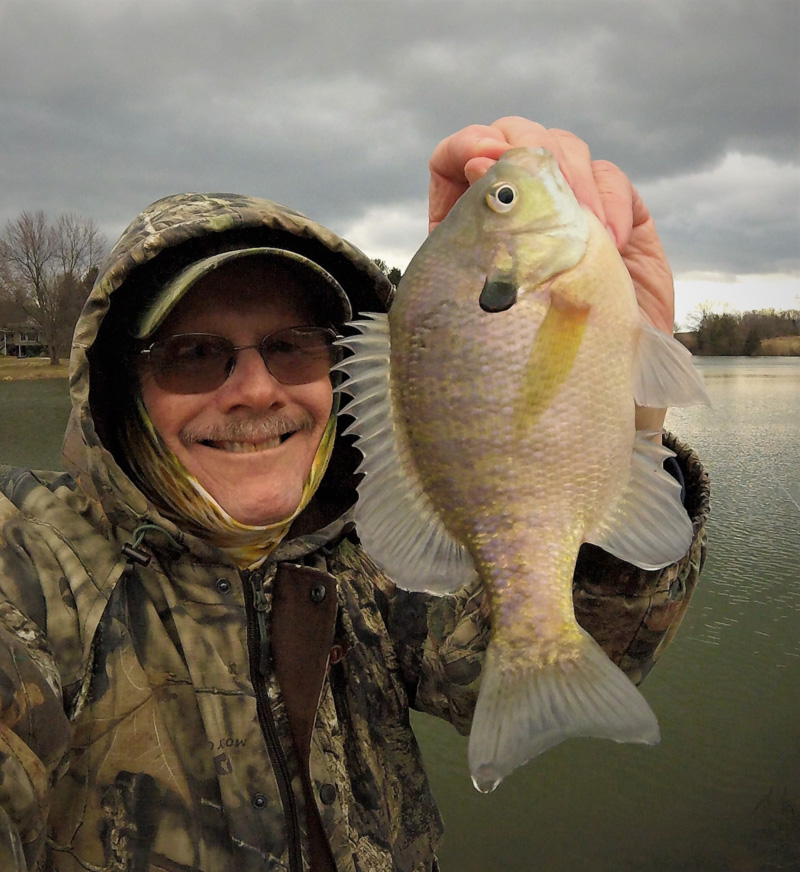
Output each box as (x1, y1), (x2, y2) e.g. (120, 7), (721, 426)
(486, 183), (517, 213)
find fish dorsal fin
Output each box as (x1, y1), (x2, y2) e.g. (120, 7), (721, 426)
(635, 319), (711, 408)
(585, 431), (693, 570)
(335, 314), (478, 593)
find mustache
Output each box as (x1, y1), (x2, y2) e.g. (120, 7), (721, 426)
(180, 411), (318, 445)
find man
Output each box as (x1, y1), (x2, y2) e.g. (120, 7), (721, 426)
(0, 119), (708, 871)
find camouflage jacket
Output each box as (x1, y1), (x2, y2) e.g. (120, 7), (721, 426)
(0, 194), (710, 872)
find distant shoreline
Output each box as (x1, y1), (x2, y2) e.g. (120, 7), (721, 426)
(0, 359), (69, 381)
(676, 333), (800, 357)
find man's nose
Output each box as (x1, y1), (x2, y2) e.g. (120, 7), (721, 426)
(217, 345), (287, 408)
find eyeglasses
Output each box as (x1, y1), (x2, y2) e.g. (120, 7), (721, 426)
(138, 326), (341, 394)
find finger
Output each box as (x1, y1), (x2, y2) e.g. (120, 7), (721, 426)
(429, 124), (510, 184)
(592, 160), (635, 250)
(486, 116), (550, 147)
(630, 184), (653, 232)
(463, 156), (498, 186)
(429, 126), (512, 229)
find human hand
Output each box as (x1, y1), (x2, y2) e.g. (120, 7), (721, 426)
(428, 117), (675, 336)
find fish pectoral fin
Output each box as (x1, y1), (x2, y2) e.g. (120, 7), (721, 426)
(468, 630), (659, 793)
(512, 298), (589, 440)
(335, 313), (478, 594)
(585, 431), (693, 570)
(634, 319), (711, 408)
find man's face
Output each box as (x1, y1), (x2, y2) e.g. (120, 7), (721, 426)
(139, 260), (335, 526)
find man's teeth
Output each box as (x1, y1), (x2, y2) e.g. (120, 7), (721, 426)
(208, 434), (292, 452)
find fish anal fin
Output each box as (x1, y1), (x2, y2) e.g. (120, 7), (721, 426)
(468, 629), (659, 793)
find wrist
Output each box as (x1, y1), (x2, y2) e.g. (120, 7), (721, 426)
(635, 405), (666, 432)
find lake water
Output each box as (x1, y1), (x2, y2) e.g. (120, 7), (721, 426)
(1, 358), (798, 870)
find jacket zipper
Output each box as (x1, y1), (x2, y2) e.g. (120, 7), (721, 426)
(243, 567), (303, 871)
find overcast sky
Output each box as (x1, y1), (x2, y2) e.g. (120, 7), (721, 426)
(2, 0), (798, 327)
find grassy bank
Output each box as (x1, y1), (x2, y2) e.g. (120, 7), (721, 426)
(759, 335), (800, 355)
(671, 332), (800, 356)
(0, 357), (69, 380)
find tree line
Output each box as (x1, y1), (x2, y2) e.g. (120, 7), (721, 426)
(0, 211), (108, 365)
(6, 216), (793, 364)
(1, 217), (399, 368)
(687, 306), (800, 356)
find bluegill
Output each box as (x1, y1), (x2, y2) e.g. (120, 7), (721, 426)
(336, 147), (709, 792)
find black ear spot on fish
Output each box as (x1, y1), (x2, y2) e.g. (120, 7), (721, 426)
(480, 277), (518, 312)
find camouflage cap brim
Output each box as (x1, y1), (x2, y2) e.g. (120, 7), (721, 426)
(134, 246), (353, 339)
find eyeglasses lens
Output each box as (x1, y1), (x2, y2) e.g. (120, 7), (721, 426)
(261, 329), (338, 385)
(148, 328), (338, 394)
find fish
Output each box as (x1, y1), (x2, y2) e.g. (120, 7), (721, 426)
(335, 147), (710, 793)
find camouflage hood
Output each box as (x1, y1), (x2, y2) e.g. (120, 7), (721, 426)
(62, 193), (394, 555)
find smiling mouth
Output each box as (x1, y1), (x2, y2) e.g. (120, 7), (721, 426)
(200, 432), (295, 452)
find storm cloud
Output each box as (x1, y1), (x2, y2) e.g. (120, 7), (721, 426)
(1, 0), (798, 296)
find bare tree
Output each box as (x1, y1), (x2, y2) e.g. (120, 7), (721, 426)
(0, 211), (108, 364)
(55, 213), (107, 279)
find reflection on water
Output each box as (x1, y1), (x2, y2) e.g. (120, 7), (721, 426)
(1, 363), (798, 870)
(672, 357), (800, 664)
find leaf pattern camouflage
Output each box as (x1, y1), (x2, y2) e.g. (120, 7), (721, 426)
(0, 192), (709, 871)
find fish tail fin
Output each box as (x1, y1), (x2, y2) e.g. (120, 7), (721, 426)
(468, 629), (660, 793)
